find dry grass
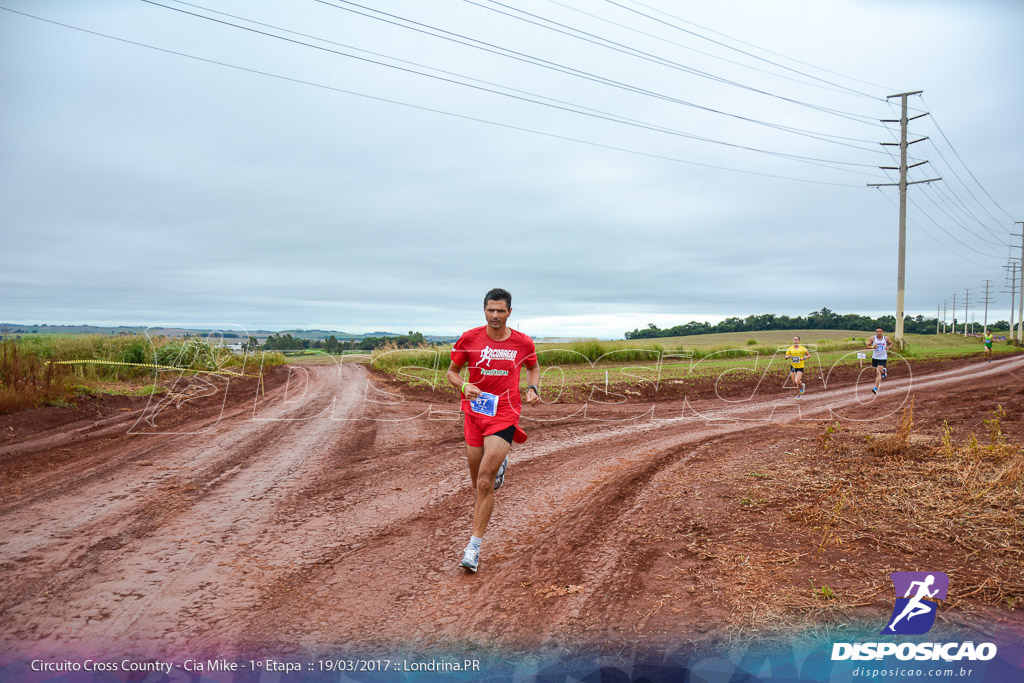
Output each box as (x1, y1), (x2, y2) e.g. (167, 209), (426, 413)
(789, 403), (1022, 611)
(0, 341), (75, 414)
(679, 402), (1023, 637)
(865, 399), (914, 458)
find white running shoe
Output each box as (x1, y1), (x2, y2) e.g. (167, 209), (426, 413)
(460, 546), (479, 573)
(494, 455), (509, 491)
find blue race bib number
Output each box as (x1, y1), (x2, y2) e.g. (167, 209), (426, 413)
(470, 392), (498, 417)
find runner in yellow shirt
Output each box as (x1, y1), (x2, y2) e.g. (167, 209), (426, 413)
(785, 335), (811, 399)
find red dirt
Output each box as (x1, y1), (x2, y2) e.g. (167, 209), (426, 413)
(0, 355), (1022, 660)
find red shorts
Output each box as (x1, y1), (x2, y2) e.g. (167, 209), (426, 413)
(463, 411), (527, 447)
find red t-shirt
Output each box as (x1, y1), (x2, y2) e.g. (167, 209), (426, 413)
(450, 326), (537, 423)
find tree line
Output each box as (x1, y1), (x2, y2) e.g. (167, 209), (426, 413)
(625, 307), (1009, 339)
(261, 331), (427, 352)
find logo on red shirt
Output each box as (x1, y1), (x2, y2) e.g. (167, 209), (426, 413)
(475, 345), (518, 367)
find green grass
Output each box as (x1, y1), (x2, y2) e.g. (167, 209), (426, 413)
(1, 335), (284, 413)
(365, 330), (1021, 394)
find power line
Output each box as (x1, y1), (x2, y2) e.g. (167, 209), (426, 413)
(605, 0), (888, 101)
(140, 0), (886, 173)
(907, 196), (1004, 260)
(167, 0), (890, 156)
(917, 185), (1009, 249)
(926, 177), (1011, 246)
(877, 114), (1008, 251)
(315, 0), (891, 131)
(467, 0), (884, 125)
(0, 5), (867, 187)
(922, 136), (1013, 240)
(616, 0), (896, 94)
(921, 96), (1015, 224)
(163, 0), (877, 158)
(874, 188), (997, 269)
(545, 0), (884, 106)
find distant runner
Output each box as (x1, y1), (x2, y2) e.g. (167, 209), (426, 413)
(785, 336), (811, 398)
(983, 328), (994, 363)
(867, 328), (892, 395)
(447, 288), (539, 573)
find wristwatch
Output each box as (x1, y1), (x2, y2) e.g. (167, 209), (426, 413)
(527, 384), (540, 395)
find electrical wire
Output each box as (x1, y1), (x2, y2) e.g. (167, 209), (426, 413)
(880, 100), (1012, 246)
(874, 188), (995, 269)
(467, 0), (888, 134)
(545, 0), (883, 107)
(316, 0), (892, 131)
(922, 96), (1016, 223)
(0, 4), (869, 188)
(907, 195), (1004, 260)
(139, 0), (886, 173)
(605, 0), (886, 102)
(877, 115), (1010, 251)
(618, 0), (897, 94)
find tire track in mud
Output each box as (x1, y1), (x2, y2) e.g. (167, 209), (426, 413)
(235, 355), (1024, 653)
(0, 364), (375, 656)
(1, 355), (1022, 657)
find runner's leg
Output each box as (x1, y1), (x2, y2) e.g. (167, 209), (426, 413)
(466, 445), (484, 489)
(472, 434), (512, 538)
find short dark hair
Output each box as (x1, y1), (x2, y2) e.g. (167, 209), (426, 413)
(483, 288), (511, 309)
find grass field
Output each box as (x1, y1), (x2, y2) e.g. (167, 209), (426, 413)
(343, 329), (1020, 395)
(0, 335), (286, 414)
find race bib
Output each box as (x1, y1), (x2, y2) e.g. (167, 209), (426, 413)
(791, 356), (803, 366)
(470, 392), (498, 417)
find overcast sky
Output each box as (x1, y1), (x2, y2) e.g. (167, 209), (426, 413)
(2, 0), (1022, 338)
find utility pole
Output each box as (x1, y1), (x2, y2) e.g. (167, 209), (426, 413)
(963, 289), (970, 336)
(981, 280), (993, 330)
(1006, 262), (1018, 344)
(1015, 223), (1023, 345)
(868, 91), (941, 348)
(936, 303), (941, 335)
(951, 293), (957, 336)
(942, 300), (947, 334)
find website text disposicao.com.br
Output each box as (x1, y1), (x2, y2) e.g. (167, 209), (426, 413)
(837, 640), (996, 679)
(849, 665), (980, 679)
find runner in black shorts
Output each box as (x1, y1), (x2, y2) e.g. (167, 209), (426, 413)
(867, 328), (891, 395)
(447, 289), (540, 573)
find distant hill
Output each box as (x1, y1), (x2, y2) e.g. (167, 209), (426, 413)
(0, 324), (456, 343)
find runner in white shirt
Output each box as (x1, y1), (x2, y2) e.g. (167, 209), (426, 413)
(866, 327), (892, 395)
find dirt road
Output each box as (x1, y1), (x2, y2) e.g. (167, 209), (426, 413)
(1, 355), (1022, 660)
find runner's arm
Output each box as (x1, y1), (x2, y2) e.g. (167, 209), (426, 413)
(447, 361), (481, 399)
(525, 361), (540, 404)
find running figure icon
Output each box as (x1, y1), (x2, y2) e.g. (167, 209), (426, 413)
(886, 574), (940, 632)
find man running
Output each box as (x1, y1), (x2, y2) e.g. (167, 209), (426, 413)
(785, 336), (811, 398)
(447, 288), (540, 573)
(867, 328), (892, 394)
(983, 328), (994, 363)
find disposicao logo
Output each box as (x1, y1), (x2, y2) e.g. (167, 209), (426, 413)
(831, 571), (997, 662)
(882, 571), (948, 635)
